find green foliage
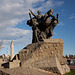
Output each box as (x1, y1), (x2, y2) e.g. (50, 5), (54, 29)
(64, 69), (75, 75)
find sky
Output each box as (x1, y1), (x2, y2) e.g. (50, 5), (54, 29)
(0, 0), (75, 56)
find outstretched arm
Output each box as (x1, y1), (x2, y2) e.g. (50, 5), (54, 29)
(29, 13), (32, 19)
(56, 13), (59, 23)
(29, 9), (36, 17)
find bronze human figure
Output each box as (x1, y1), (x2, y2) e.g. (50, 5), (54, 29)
(27, 9), (59, 43)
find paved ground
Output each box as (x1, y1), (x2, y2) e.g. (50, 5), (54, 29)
(68, 65), (75, 69)
(0, 67), (56, 75)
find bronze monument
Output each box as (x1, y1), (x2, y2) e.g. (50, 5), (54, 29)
(0, 9), (70, 75)
(27, 9), (59, 43)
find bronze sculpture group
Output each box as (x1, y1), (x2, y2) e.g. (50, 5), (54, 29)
(27, 9), (59, 43)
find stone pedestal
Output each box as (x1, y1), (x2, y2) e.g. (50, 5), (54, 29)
(19, 39), (70, 75)
(0, 59), (4, 68)
(9, 60), (20, 68)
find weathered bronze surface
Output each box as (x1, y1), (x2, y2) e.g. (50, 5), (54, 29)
(27, 9), (59, 43)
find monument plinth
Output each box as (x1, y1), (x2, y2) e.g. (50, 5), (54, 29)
(19, 39), (70, 74)
(0, 9), (70, 75)
(19, 9), (70, 75)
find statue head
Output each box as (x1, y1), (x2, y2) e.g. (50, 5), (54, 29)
(37, 10), (41, 15)
(50, 9), (54, 14)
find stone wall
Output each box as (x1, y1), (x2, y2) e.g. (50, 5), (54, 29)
(19, 39), (70, 74)
(0, 67), (55, 75)
(9, 60), (20, 68)
(0, 59), (3, 68)
(0, 70), (9, 75)
(19, 39), (64, 65)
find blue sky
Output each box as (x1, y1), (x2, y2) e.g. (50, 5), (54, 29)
(0, 0), (75, 56)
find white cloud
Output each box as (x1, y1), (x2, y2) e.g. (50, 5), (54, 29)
(0, 28), (32, 53)
(0, 0), (64, 30)
(70, 16), (75, 19)
(0, 40), (3, 48)
(0, 0), (64, 54)
(55, 1), (64, 6)
(69, 13), (75, 19)
(0, 28), (31, 40)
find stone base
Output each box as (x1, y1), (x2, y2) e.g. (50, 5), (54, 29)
(0, 67), (56, 75)
(36, 57), (70, 74)
(9, 60), (20, 68)
(0, 59), (4, 68)
(19, 39), (70, 75)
